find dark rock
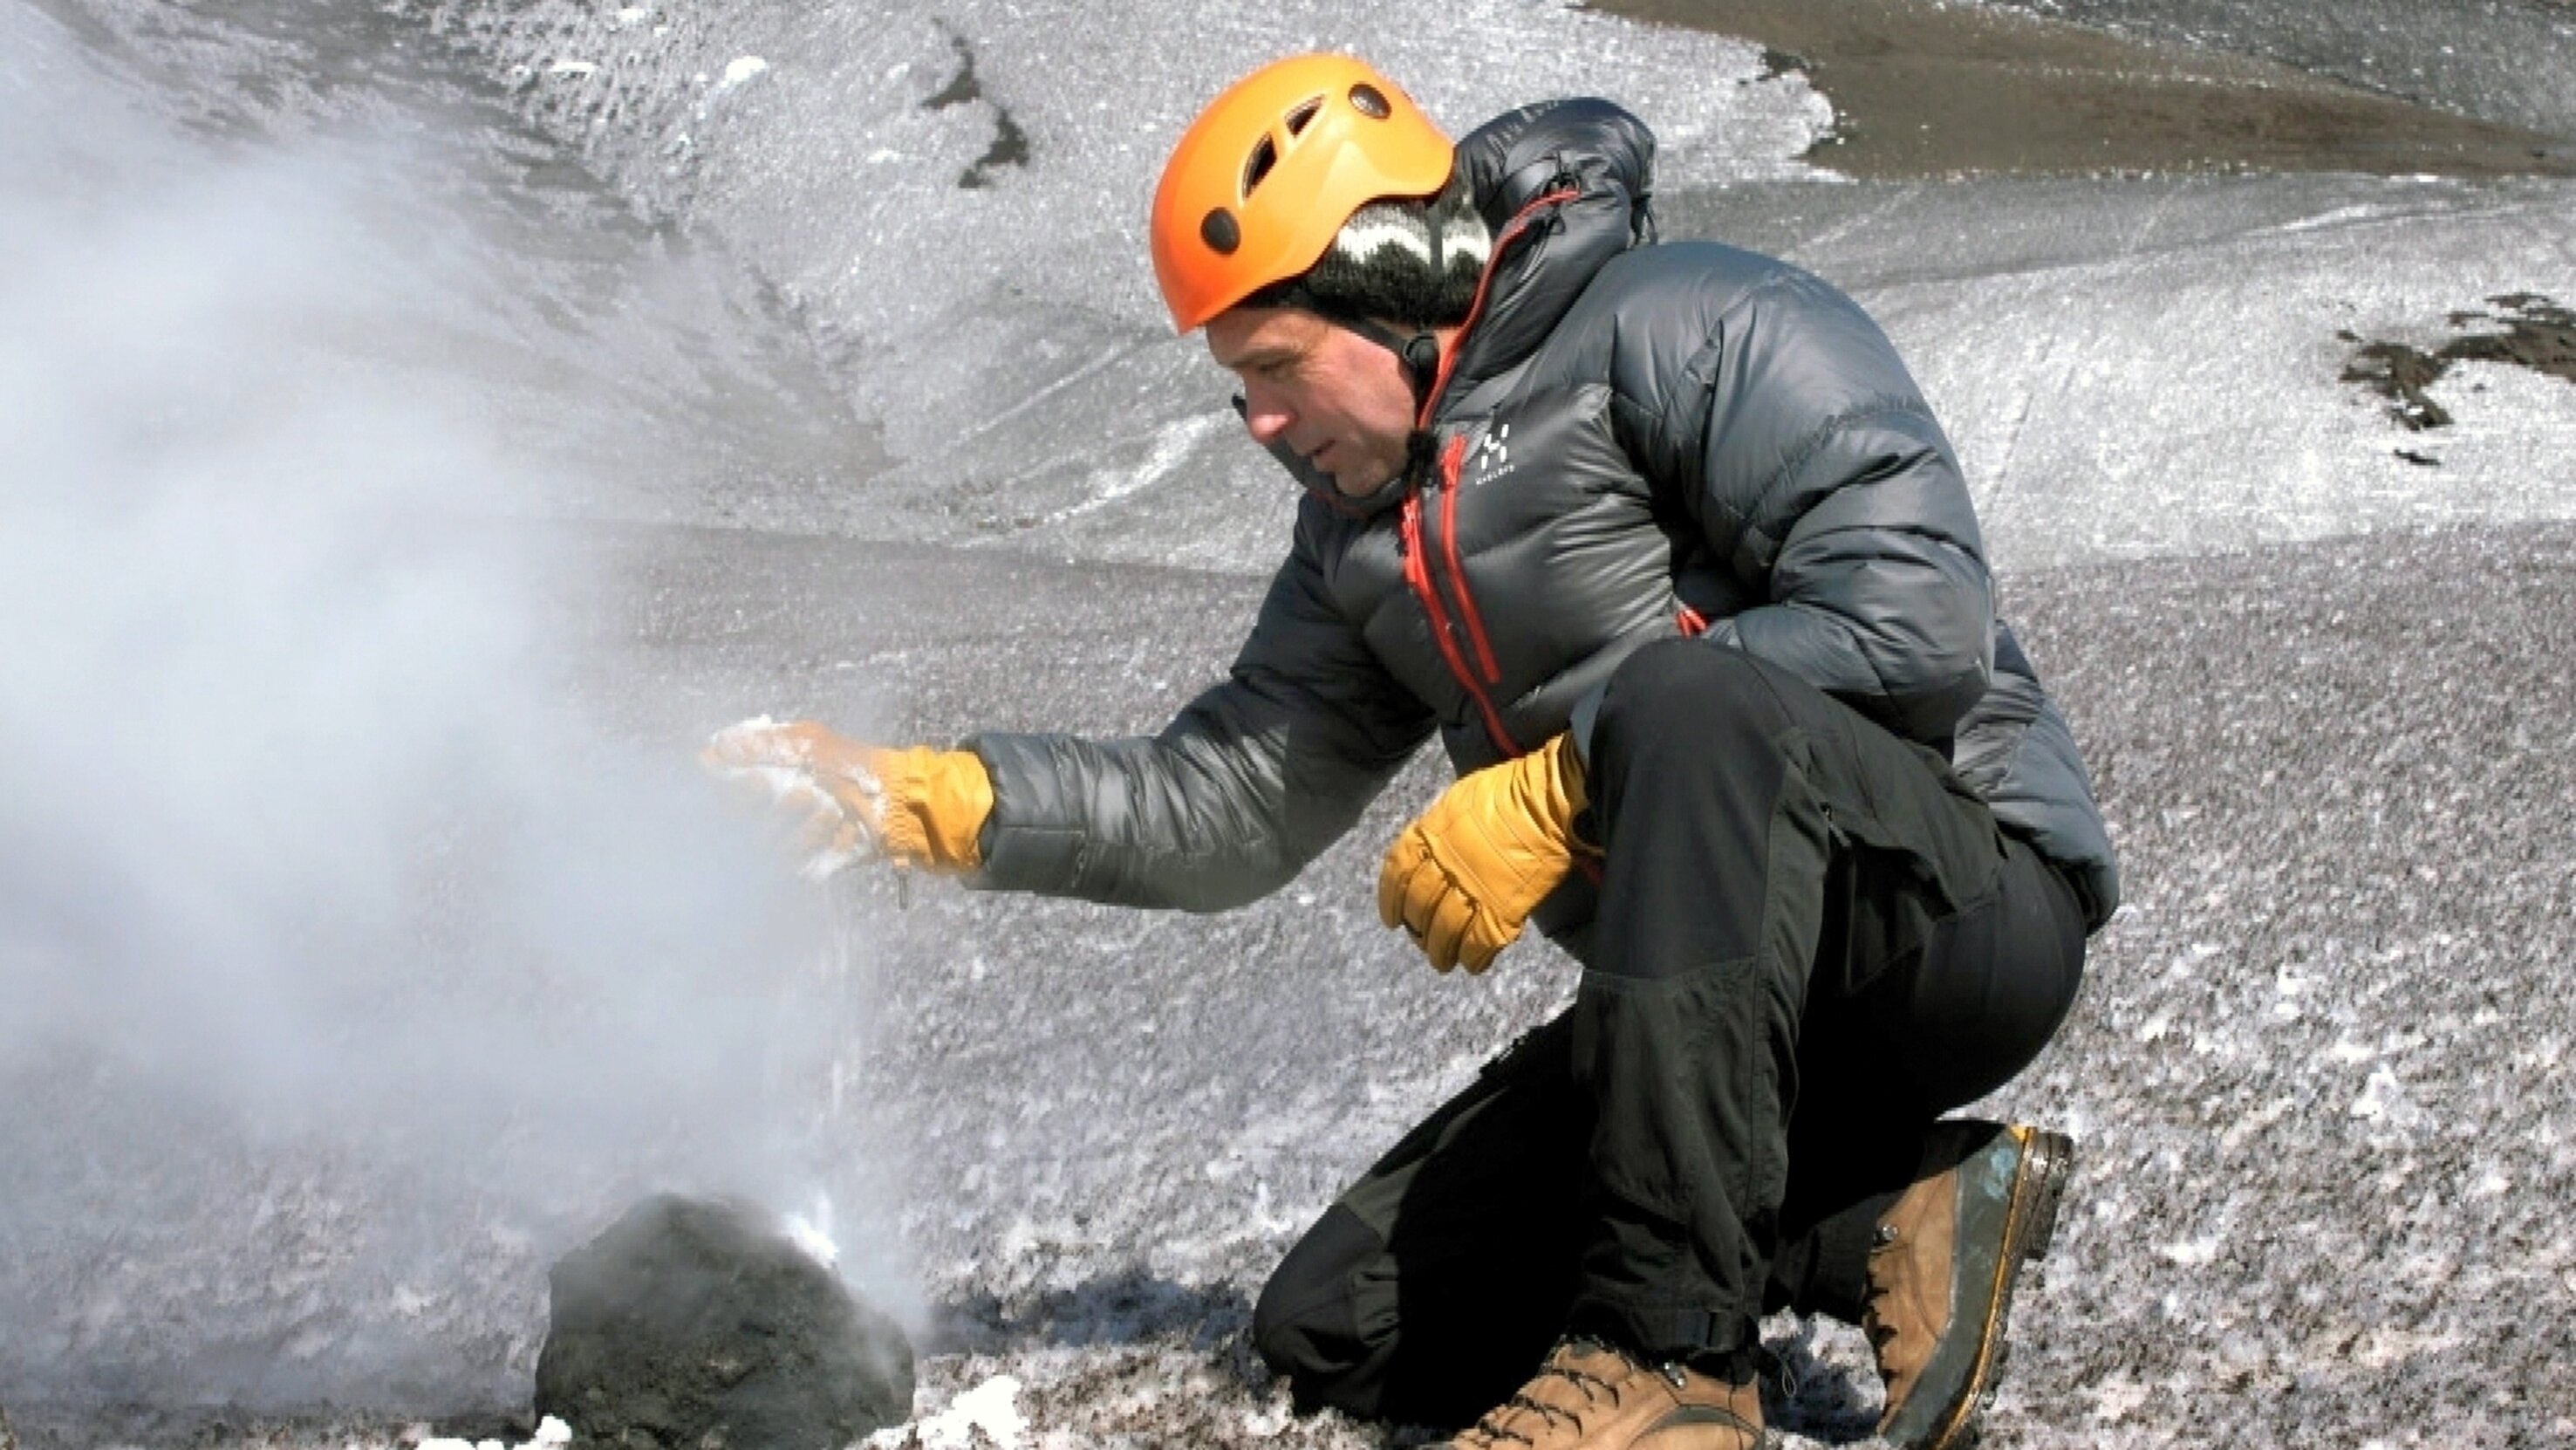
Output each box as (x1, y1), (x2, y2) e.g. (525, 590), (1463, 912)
(921, 23), (1029, 189)
(535, 1195), (913, 1450)
(2, 1397), (15, 1450)
(2340, 292), (2576, 429)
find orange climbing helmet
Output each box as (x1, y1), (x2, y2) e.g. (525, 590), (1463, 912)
(1151, 53), (1457, 333)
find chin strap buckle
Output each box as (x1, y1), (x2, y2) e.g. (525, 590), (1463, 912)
(1400, 331), (1442, 408)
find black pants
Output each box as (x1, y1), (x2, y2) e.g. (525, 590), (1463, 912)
(1253, 641), (2088, 1426)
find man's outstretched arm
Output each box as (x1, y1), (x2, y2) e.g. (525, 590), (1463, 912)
(968, 530), (1436, 912)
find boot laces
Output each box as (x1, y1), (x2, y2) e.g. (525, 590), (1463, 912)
(1455, 1339), (1626, 1447)
(1862, 1221), (1903, 1354)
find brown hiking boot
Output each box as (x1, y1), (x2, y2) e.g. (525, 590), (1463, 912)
(1865, 1121), (2075, 1450)
(1431, 1337), (1763, 1450)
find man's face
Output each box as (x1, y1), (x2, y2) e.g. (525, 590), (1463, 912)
(1206, 306), (1419, 497)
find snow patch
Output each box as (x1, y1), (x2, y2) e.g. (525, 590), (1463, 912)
(2084, 1370), (2151, 1422)
(2354, 1326), (2463, 1369)
(421, 1417), (571, 1450)
(1042, 413), (1231, 524)
(2349, 1065), (2406, 1120)
(887, 1374), (1027, 1450)
(2158, 1236), (2223, 1267)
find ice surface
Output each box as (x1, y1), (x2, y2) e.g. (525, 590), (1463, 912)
(1698, 173), (2576, 573)
(408, 0), (2576, 584)
(421, 0), (1832, 562)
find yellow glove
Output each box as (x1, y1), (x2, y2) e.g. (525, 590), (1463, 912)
(703, 718), (992, 879)
(1377, 733), (1589, 974)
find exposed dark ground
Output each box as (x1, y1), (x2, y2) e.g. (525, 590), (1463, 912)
(2344, 293), (2576, 430)
(1951, 0), (2576, 144)
(1589, 0), (2576, 178)
(532, 1196), (912, 1449)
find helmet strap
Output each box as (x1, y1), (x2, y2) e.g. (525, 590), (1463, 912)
(1329, 314), (1443, 414)
(1323, 318), (1442, 488)
(1323, 317), (1444, 488)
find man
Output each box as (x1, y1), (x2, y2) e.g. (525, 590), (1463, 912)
(713, 53), (2117, 1450)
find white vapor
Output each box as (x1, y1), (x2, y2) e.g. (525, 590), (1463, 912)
(0, 8), (902, 1420)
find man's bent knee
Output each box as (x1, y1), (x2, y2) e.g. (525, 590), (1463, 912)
(1595, 640), (1794, 764)
(1251, 1205), (1390, 1411)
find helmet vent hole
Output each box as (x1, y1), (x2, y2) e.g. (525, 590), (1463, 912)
(1348, 84), (1390, 120)
(1284, 98), (1322, 136)
(1199, 207), (1240, 255)
(1241, 134), (1278, 195)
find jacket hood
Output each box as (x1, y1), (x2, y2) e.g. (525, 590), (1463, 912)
(1442, 98), (1657, 399)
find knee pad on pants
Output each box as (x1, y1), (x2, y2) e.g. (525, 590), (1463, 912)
(1251, 1206), (1384, 1404)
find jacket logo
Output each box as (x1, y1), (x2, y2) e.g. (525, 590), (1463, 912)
(1470, 422), (1514, 486)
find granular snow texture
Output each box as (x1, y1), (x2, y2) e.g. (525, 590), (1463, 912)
(14, 521), (2573, 1450)
(557, 518), (2576, 1450)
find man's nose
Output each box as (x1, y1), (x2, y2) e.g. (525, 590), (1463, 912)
(1238, 386), (1292, 446)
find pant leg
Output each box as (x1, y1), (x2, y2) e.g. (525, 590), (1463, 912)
(1253, 1014), (1591, 1426)
(1766, 832), (2090, 1320)
(1568, 639), (2033, 1362)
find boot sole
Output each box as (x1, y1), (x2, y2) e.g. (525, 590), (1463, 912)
(1919, 1125), (2075, 1450)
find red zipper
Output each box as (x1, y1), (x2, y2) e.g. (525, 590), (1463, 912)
(1438, 441), (1504, 684)
(1403, 489), (1520, 756)
(1396, 187), (1577, 760)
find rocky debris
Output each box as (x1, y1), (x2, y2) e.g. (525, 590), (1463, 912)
(2340, 292), (2576, 429)
(535, 1195), (913, 1450)
(3, 1397), (16, 1450)
(922, 22), (1028, 190)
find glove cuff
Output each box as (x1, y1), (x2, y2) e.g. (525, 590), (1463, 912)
(887, 747), (994, 872)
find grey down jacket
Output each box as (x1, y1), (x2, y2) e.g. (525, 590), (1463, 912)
(967, 99), (2120, 940)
